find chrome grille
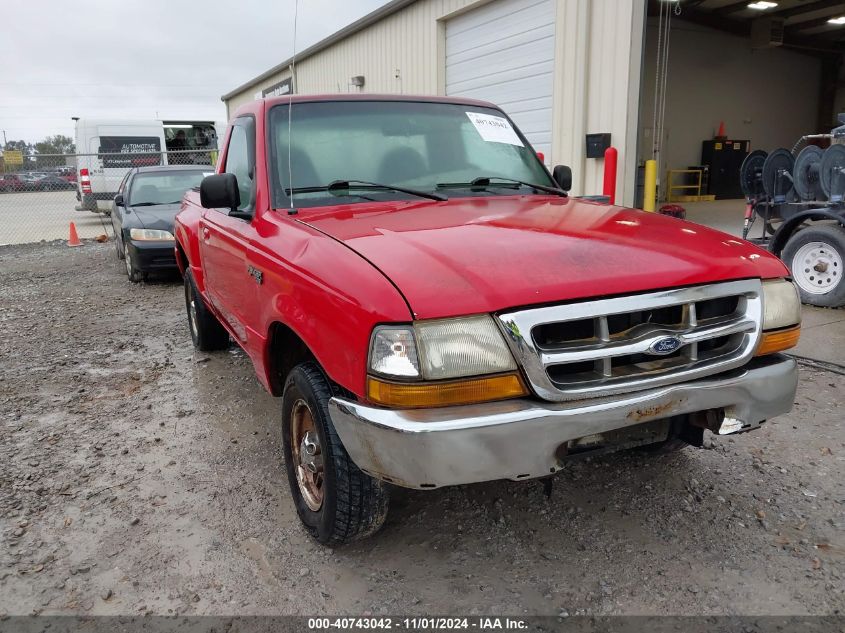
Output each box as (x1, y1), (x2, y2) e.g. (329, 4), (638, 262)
(496, 280), (763, 401)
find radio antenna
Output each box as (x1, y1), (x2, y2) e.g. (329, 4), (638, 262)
(287, 0), (299, 215)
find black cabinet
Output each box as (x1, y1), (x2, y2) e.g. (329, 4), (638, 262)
(701, 140), (749, 200)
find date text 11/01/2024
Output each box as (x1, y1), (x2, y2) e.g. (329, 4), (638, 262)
(307, 617), (529, 630)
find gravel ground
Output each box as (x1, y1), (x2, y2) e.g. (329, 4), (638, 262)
(0, 241), (843, 617)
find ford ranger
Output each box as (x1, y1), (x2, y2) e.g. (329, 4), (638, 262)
(174, 95), (801, 544)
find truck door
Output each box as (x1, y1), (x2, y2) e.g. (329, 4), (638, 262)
(200, 116), (259, 348)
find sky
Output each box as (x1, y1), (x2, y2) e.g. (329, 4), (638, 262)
(0, 0), (390, 145)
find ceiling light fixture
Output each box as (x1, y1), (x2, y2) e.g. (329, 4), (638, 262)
(828, 15), (845, 24)
(747, 1), (778, 9)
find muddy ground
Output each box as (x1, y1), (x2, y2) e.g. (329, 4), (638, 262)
(0, 241), (843, 617)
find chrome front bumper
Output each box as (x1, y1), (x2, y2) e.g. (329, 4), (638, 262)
(329, 355), (798, 489)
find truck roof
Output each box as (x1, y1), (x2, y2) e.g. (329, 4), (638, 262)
(237, 93), (501, 119)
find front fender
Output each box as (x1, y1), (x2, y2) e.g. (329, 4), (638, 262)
(251, 217), (413, 399)
(174, 194), (207, 292)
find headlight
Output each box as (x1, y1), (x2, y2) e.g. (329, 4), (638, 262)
(762, 279), (801, 330)
(369, 315), (516, 380)
(130, 228), (175, 241)
(757, 279), (801, 356)
(367, 316), (526, 407)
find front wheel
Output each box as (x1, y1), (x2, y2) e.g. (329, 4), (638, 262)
(124, 248), (144, 283)
(782, 224), (845, 307)
(183, 269), (229, 350)
(282, 363), (389, 545)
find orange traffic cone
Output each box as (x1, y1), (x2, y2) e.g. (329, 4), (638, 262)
(716, 121), (726, 139)
(68, 222), (82, 247)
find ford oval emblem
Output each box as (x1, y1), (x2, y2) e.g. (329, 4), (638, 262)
(648, 336), (683, 356)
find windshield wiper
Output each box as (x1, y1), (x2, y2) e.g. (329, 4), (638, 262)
(130, 201), (176, 207)
(286, 179), (447, 202)
(437, 176), (567, 197)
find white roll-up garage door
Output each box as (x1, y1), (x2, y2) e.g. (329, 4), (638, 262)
(445, 0), (555, 160)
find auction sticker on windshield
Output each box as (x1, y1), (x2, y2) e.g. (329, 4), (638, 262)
(466, 112), (523, 147)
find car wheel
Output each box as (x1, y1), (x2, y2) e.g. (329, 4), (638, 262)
(124, 248), (144, 283)
(282, 362), (389, 545)
(183, 268), (229, 351)
(115, 235), (125, 260)
(782, 224), (845, 307)
(81, 195), (98, 212)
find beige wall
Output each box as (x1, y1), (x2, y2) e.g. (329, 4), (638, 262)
(554, 0), (645, 205)
(224, 0), (646, 204)
(225, 0), (482, 116)
(640, 19), (821, 180)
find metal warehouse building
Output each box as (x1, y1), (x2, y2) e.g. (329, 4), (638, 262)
(222, 0), (845, 208)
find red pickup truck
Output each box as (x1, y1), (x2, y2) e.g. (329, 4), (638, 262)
(174, 95), (801, 544)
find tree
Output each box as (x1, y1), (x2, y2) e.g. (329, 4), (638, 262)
(4, 140), (31, 153)
(34, 135), (75, 155)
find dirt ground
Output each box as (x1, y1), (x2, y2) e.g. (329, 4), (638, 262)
(1, 241), (843, 617)
(0, 191), (109, 246)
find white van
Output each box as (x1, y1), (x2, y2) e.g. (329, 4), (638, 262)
(74, 119), (224, 213)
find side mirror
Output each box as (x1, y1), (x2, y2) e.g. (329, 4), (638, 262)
(114, 193), (124, 207)
(552, 165), (572, 192)
(200, 173), (245, 216)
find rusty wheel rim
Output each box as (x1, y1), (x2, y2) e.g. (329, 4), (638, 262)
(291, 399), (324, 511)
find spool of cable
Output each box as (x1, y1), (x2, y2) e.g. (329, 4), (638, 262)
(794, 145), (824, 202)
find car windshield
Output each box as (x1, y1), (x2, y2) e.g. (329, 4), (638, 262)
(268, 100), (555, 208)
(128, 170), (213, 206)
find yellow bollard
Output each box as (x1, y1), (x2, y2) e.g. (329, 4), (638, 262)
(643, 159), (657, 212)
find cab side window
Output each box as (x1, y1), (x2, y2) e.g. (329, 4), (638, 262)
(223, 117), (255, 213)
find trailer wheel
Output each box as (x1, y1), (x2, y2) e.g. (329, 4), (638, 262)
(782, 224), (845, 307)
(282, 362), (389, 544)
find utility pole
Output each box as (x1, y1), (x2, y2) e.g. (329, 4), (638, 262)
(2, 130), (6, 148)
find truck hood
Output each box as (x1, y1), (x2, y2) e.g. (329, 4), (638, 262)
(296, 196), (789, 319)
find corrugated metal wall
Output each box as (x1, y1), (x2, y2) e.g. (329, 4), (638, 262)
(445, 0), (556, 160)
(224, 0), (645, 205)
(227, 0), (480, 115)
(554, 0), (645, 205)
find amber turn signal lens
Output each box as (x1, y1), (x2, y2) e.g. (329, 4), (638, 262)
(755, 326), (801, 356)
(367, 373), (528, 408)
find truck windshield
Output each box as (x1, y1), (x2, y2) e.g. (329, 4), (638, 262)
(268, 100), (555, 208)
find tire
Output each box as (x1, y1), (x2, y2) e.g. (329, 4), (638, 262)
(782, 224), (845, 307)
(282, 362), (389, 545)
(115, 235), (125, 260)
(183, 269), (229, 351)
(124, 247), (144, 283)
(81, 195), (98, 212)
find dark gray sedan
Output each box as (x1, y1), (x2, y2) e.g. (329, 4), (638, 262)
(111, 165), (214, 282)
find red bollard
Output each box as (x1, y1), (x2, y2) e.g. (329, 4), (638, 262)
(602, 146), (618, 205)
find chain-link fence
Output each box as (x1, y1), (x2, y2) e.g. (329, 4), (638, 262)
(0, 150), (217, 246)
